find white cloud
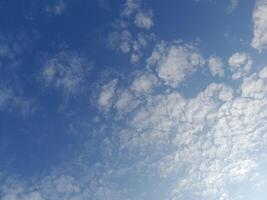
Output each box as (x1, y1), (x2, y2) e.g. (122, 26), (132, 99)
(90, 63), (267, 199)
(228, 0), (239, 12)
(130, 73), (158, 94)
(134, 11), (154, 30)
(115, 89), (136, 113)
(108, 0), (154, 63)
(107, 31), (132, 53)
(208, 55), (224, 77)
(259, 65), (267, 78)
(122, 0), (141, 17)
(41, 51), (91, 96)
(228, 52), (252, 79)
(98, 79), (118, 111)
(54, 176), (80, 194)
(1, 182), (43, 200)
(4, 64), (267, 200)
(147, 41), (204, 87)
(252, 0), (267, 51)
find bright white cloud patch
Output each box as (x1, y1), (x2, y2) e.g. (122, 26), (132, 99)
(147, 41), (204, 87)
(228, 52), (252, 79)
(208, 55), (224, 77)
(252, 0), (267, 51)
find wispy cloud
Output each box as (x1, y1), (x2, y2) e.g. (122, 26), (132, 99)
(45, 0), (67, 17)
(40, 51), (92, 97)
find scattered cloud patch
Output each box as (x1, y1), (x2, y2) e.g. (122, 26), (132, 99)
(147, 41), (204, 87)
(107, 30), (132, 53)
(122, 0), (141, 17)
(134, 11), (154, 30)
(45, 0), (66, 17)
(228, 52), (252, 79)
(208, 55), (224, 77)
(98, 79), (118, 111)
(107, 0), (154, 63)
(0, 86), (35, 115)
(130, 72), (158, 94)
(228, 0), (239, 12)
(41, 51), (92, 96)
(252, 0), (267, 51)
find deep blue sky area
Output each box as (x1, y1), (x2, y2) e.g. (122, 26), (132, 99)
(1, 0), (267, 200)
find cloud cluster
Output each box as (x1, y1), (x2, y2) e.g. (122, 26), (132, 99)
(41, 51), (92, 96)
(252, 0), (267, 51)
(228, 52), (252, 79)
(147, 41), (204, 87)
(107, 0), (154, 63)
(2, 1), (267, 200)
(208, 55), (224, 77)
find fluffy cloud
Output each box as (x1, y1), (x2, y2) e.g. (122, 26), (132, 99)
(130, 72), (158, 94)
(147, 41), (204, 87)
(107, 0), (154, 63)
(3, 1), (267, 199)
(252, 0), (267, 51)
(89, 64), (267, 199)
(134, 11), (154, 30)
(1, 181), (43, 200)
(121, 0), (141, 17)
(208, 55), (224, 77)
(115, 89), (136, 114)
(41, 51), (92, 96)
(228, 52), (252, 79)
(3, 60), (267, 200)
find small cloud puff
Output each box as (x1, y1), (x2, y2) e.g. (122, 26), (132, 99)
(228, 52), (252, 79)
(147, 41), (204, 87)
(208, 55), (224, 77)
(134, 11), (154, 30)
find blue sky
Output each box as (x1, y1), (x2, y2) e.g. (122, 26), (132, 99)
(1, 0), (267, 199)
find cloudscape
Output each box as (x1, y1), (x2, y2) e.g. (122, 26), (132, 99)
(1, 0), (267, 199)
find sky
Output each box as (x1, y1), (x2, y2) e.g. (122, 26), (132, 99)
(1, 0), (267, 199)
